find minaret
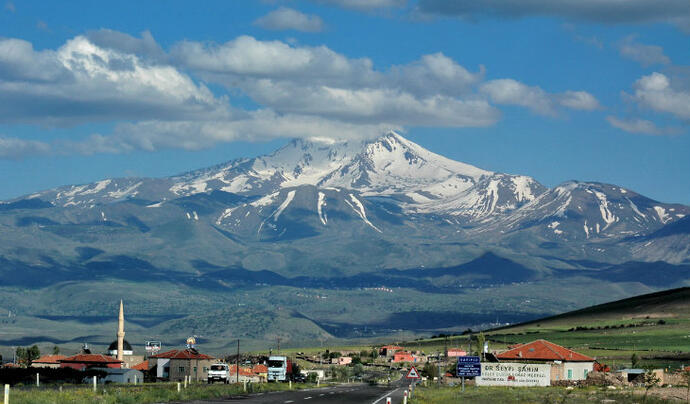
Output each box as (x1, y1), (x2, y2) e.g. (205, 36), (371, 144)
(117, 299), (125, 361)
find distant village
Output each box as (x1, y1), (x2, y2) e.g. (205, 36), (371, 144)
(1, 300), (685, 388)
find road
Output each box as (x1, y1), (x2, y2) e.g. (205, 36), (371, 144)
(187, 380), (414, 404)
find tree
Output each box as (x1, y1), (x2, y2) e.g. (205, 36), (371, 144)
(27, 345), (41, 364)
(371, 349), (379, 360)
(477, 332), (486, 359)
(642, 370), (660, 402)
(52, 346), (60, 355)
(631, 353), (640, 368)
(15, 347), (26, 365)
(422, 362), (438, 379)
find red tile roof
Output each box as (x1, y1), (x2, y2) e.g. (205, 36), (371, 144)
(33, 355), (67, 364)
(60, 354), (123, 364)
(381, 345), (403, 350)
(132, 360), (149, 371)
(252, 364), (268, 373)
(497, 340), (593, 362)
(150, 349), (214, 360)
(228, 365), (258, 377)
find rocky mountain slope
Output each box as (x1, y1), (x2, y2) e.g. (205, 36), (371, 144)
(1, 132), (688, 351)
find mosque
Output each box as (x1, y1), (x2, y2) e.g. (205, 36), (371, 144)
(106, 300), (144, 369)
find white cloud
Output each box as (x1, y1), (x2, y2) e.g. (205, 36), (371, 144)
(0, 36), (229, 126)
(0, 32), (602, 157)
(618, 36), (671, 66)
(66, 113), (398, 154)
(606, 116), (679, 135)
(254, 7), (324, 32)
(630, 72), (690, 120)
(480, 79), (599, 115)
(311, 0), (406, 11)
(0, 136), (50, 159)
(417, 0), (690, 32)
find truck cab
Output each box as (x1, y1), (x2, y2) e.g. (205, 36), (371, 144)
(207, 363), (230, 384)
(267, 355), (292, 382)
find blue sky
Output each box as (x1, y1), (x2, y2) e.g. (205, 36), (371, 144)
(0, 0), (688, 203)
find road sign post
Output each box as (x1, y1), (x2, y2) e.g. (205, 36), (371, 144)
(457, 356), (481, 392)
(406, 366), (421, 380)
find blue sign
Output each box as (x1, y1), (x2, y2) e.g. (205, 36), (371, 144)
(457, 356), (480, 363)
(457, 356), (481, 377)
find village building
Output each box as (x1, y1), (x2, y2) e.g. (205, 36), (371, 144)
(252, 364), (268, 381)
(392, 351), (418, 363)
(332, 356), (352, 365)
(496, 339), (594, 381)
(379, 345), (403, 357)
(106, 339), (145, 369)
(59, 354), (123, 371)
(227, 365), (261, 383)
(447, 348), (467, 357)
(149, 349), (215, 382)
(30, 355), (66, 369)
(94, 368), (144, 384)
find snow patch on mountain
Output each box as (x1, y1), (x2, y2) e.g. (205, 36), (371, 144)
(273, 190), (296, 221)
(317, 192), (328, 225)
(345, 193), (381, 233)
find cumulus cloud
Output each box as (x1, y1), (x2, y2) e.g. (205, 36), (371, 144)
(254, 7), (324, 32)
(417, 0), (690, 31)
(0, 36), (228, 126)
(480, 79), (599, 116)
(0, 32), (601, 158)
(0, 137), (50, 159)
(629, 72), (690, 120)
(606, 116), (679, 135)
(618, 36), (671, 66)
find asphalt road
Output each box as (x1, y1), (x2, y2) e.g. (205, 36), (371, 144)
(188, 380), (414, 404)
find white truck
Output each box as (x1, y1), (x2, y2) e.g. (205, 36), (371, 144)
(267, 355), (294, 382)
(207, 363), (230, 384)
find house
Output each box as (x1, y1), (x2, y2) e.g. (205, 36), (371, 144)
(301, 369), (325, 381)
(59, 354), (123, 371)
(332, 356), (352, 366)
(447, 349), (467, 358)
(392, 351), (417, 363)
(379, 345), (403, 357)
(131, 360), (149, 371)
(497, 339), (594, 381)
(227, 365), (261, 383)
(31, 355), (66, 369)
(93, 368), (144, 384)
(252, 364), (268, 381)
(149, 348), (215, 382)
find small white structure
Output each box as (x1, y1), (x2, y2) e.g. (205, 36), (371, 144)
(92, 368), (143, 384)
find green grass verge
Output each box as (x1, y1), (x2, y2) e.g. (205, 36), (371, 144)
(408, 385), (674, 404)
(4, 381), (318, 404)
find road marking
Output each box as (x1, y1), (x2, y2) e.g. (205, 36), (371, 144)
(285, 401), (294, 403)
(304, 397), (312, 400)
(319, 393), (325, 396)
(372, 388), (399, 404)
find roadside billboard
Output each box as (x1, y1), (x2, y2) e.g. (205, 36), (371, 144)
(476, 363), (551, 387)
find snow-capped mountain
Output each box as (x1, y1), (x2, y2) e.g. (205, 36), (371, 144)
(3, 131), (689, 271)
(27, 132), (546, 223)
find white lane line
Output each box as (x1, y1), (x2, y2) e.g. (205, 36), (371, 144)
(285, 401), (294, 403)
(372, 388), (399, 404)
(304, 397), (312, 400)
(319, 393), (325, 396)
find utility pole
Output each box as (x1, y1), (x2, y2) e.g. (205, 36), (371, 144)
(277, 337), (281, 353)
(236, 339), (240, 383)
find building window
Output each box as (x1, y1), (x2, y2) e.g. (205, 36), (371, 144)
(567, 369), (573, 379)
(203, 367), (208, 372)
(179, 367), (185, 373)
(584, 369), (588, 378)
(194, 367), (197, 374)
